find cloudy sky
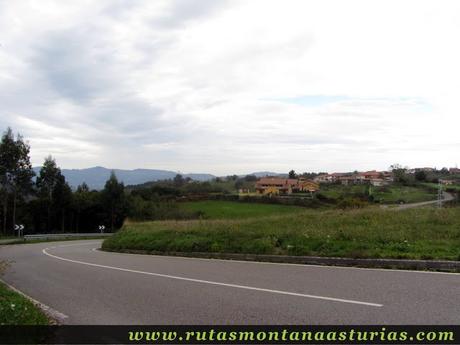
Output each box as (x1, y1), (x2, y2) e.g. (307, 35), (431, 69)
(1, 0), (459, 175)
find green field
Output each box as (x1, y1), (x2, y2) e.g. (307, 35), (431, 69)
(103, 206), (460, 260)
(318, 184), (437, 204)
(0, 281), (49, 325)
(372, 186), (436, 204)
(179, 200), (304, 219)
(423, 182), (460, 192)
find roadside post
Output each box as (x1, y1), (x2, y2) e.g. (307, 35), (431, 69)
(14, 224), (25, 238)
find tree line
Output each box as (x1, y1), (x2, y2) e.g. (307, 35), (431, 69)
(0, 128), (127, 236)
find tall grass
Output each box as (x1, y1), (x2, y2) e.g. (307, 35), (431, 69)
(103, 207), (460, 260)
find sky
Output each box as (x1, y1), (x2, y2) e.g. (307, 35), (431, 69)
(0, 0), (459, 175)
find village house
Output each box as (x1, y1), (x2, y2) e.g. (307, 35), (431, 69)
(314, 170), (393, 186)
(255, 177), (319, 195)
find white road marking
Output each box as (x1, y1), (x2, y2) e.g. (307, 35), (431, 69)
(92, 243), (460, 276)
(0, 278), (68, 322)
(43, 245), (383, 308)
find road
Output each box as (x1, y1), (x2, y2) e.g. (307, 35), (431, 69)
(381, 191), (455, 210)
(0, 240), (459, 324)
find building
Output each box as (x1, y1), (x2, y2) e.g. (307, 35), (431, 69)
(314, 170), (392, 186)
(255, 177), (319, 195)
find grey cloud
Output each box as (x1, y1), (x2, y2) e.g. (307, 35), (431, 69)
(32, 30), (115, 103)
(153, 0), (229, 28)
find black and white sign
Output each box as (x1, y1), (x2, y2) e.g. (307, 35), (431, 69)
(14, 224), (25, 237)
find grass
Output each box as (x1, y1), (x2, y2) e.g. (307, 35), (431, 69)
(372, 185), (436, 204)
(0, 236), (16, 241)
(0, 281), (49, 325)
(178, 200), (304, 219)
(318, 184), (437, 204)
(103, 207), (460, 261)
(423, 182), (460, 192)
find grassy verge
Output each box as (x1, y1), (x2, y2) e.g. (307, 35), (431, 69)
(103, 207), (460, 261)
(0, 281), (49, 325)
(0, 234), (112, 245)
(178, 200), (304, 219)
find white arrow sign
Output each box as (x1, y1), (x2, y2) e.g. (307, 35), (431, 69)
(14, 224), (24, 237)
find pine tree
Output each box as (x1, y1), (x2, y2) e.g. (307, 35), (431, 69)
(101, 171), (126, 231)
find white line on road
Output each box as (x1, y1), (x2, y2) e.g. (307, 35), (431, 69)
(43, 246), (383, 308)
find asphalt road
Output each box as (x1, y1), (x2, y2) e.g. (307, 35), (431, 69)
(0, 240), (459, 324)
(381, 192), (455, 210)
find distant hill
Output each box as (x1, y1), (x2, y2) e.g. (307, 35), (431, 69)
(246, 171), (287, 178)
(32, 166), (215, 190)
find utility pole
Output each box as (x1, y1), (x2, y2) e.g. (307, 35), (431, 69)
(437, 180), (443, 208)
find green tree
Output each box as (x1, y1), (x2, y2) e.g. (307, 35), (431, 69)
(74, 183), (90, 232)
(0, 128), (34, 235)
(415, 170), (427, 182)
(52, 174), (73, 231)
(390, 164), (409, 184)
(0, 128), (16, 234)
(36, 156), (64, 231)
(288, 170), (297, 179)
(173, 174), (185, 187)
(101, 171), (126, 231)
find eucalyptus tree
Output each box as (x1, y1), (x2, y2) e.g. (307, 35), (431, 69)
(36, 156), (64, 231)
(0, 128), (34, 235)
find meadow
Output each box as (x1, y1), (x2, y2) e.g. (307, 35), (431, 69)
(103, 204), (460, 261)
(178, 200), (305, 219)
(318, 184), (437, 204)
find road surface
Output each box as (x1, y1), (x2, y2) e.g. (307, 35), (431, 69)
(381, 191), (455, 210)
(0, 240), (459, 324)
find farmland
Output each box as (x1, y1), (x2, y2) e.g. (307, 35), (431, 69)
(178, 200), (305, 219)
(103, 204), (460, 261)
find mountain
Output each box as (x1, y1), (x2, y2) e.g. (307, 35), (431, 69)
(32, 166), (215, 190)
(246, 171), (287, 178)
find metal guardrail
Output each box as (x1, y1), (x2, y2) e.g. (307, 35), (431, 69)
(23, 233), (112, 241)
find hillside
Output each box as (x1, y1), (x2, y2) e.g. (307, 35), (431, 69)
(32, 166), (216, 190)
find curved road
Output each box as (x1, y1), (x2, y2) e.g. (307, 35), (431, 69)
(381, 191), (455, 210)
(0, 240), (459, 324)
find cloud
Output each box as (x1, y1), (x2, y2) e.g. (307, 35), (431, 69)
(0, 0), (459, 174)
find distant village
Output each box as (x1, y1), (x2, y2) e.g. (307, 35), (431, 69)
(253, 167), (460, 196)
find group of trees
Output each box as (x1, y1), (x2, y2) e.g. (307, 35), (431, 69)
(0, 128), (127, 236)
(390, 164), (453, 185)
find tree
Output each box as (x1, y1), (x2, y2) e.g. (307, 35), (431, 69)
(101, 171), (126, 231)
(244, 175), (257, 182)
(74, 183), (90, 232)
(0, 128), (34, 235)
(173, 174), (185, 187)
(390, 164), (408, 184)
(11, 134), (34, 232)
(415, 170), (427, 182)
(0, 128), (15, 234)
(36, 156), (64, 231)
(52, 174), (73, 231)
(288, 170), (297, 179)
